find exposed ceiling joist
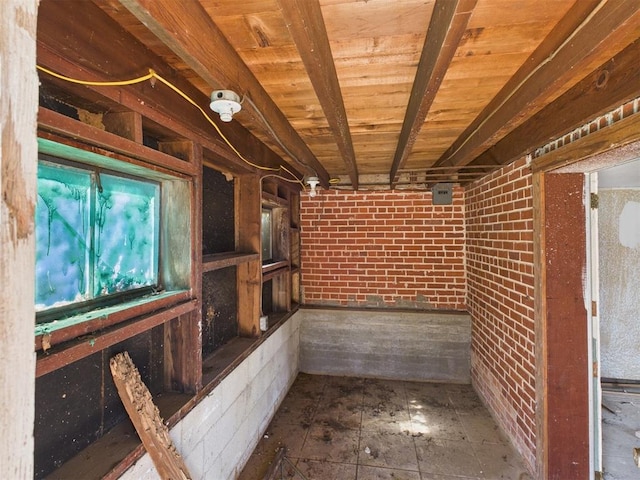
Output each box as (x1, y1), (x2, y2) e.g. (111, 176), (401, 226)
(432, 0), (640, 173)
(469, 39), (640, 170)
(278, 0), (359, 189)
(118, 0), (331, 188)
(37, 1), (288, 177)
(40, 0), (639, 188)
(389, 0), (477, 189)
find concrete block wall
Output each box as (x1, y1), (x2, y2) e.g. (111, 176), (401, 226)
(300, 189), (466, 310)
(465, 157), (536, 471)
(120, 314), (301, 480)
(299, 308), (471, 383)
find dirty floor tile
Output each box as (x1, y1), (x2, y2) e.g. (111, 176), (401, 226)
(238, 374), (530, 480)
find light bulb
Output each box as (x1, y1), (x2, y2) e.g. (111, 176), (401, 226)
(306, 176), (319, 197)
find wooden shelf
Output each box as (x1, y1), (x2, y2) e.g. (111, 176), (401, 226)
(262, 260), (289, 274)
(262, 265), (290, 282)
(202, 252), (260, 272)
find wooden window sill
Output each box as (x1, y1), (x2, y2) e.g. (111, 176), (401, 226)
(35, 290), (191, 352)
(36, 295), (196, 378)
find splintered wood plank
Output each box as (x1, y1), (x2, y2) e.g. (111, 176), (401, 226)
(110, 352), (191, 480)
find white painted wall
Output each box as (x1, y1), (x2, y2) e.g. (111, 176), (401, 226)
(0, 1), (38, 477)
(120, 313), (301, 480)
(599, 188), (640, 381)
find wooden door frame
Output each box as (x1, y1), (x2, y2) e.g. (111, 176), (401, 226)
(533, 136), (640, 479)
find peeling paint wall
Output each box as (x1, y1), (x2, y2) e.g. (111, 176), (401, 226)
(599, 188), (640, 381)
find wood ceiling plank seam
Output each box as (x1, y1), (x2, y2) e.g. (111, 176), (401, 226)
(278, 0), (359, 188)
(320, 0), (435, 40)
(389, 0), (478, 188)
(431, 0), (638, 174)
(118, 0), (331, 187)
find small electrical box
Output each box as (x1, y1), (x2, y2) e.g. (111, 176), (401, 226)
(260, 315), (269, 332)
(432, 183), (453, 205)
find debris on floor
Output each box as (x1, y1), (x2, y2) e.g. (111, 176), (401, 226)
(238, 374), (531, 479)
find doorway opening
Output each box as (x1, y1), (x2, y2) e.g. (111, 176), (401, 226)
(596, 158), (640, 479)
(538, 144), (640, 480)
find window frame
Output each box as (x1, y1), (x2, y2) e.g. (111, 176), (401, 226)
(34, 137), (192, 341)
(35, 155), (162, 321)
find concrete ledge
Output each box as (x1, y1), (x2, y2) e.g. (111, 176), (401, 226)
(299, 308), (470, 383)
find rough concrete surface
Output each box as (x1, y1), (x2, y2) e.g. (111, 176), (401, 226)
(299, 309), (471, 384)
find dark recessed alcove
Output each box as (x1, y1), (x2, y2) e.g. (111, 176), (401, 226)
(34, 326), (164, 479)
(262, 279), (273, 316)
(202, 266), (238, 357)
(202, 166), (235, 255)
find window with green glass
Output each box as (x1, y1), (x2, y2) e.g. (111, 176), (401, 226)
(35, 157), (160, 316)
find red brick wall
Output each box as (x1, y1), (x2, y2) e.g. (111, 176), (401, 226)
(465, 157), (536, 470)
(300, 189), (466, 310)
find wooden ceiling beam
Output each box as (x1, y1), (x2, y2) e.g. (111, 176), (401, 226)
(432, 0), (640, 172)
(118, 0), (331, 188)
(278, 0), (359, 189)
(470, 39), (640, 170)
(389, 0), (477, 189)
(38, 0), (293, 178)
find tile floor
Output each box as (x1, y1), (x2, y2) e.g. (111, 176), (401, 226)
(602, 391), (640, 479)
(239, 374), (531, 480)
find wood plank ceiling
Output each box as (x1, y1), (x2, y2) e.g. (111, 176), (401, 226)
(57, 0), (640, 189)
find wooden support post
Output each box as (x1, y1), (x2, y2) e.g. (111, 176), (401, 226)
(164, 310), (201, 393)
(159, 140), (202, 392)
(1, 1), (38, 477)
(110, 352), (191, 480)
(271, 273), (291, 313)
(236, 174), (261, 337)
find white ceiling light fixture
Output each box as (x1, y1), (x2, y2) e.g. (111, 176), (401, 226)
(210, 90), (242, 122)
(306, 176), (320, 197)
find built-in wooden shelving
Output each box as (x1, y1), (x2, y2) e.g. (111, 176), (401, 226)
(202, 252), (260, 272)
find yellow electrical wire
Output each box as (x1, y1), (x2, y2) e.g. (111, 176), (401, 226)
(36, 65), (154, 86)
(36, 65), (307, 188)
